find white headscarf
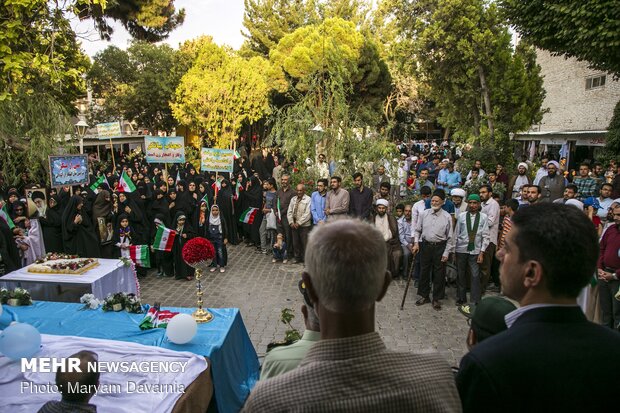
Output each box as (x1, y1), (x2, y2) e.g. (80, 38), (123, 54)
(209, 205), (221, 227)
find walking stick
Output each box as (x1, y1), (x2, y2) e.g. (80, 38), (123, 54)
(400, 250), (417, 310)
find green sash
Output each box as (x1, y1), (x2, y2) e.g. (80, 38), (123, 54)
(466, 212), (481, 252)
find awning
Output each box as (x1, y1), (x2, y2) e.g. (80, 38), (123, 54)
(514, 130), (606, 147)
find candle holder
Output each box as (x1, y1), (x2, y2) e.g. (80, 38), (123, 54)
(182, 237), (216, 323)
(192, 267), (213, 323)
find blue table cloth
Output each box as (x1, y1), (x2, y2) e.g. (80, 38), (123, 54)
(0, 302), (259, 413)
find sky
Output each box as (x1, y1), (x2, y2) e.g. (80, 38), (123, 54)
(73, 0), (247, 57)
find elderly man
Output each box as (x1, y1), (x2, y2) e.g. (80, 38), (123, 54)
(450, 194), (490, 307)
(539, 160), (566, 202)
(325, 176), (350, 221)
(374, 199), (402, 277)
(287, 184), (312, 264)
(507, 162), (531, 200)
(412, 190), (454, 310)
(457, 203), (620, 413)
(242, 220), (461, 412)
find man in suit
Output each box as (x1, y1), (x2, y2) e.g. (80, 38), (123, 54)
(242, 219), (461, 412)
(456, 203), (620, 413)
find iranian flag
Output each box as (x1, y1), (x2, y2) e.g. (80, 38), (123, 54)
(233, 182), (243, 200)
(129, 245), (150, 267)
(0, 205), (15, 229)
(89, 175), (107, 193)
(200, 193), (210, 209)
(233, 150), (241, 160)
(118, 170), (136, 193)
(212, 178), (222, 199)
(239, 207), (259, 224)
(152, 225), (176, 251)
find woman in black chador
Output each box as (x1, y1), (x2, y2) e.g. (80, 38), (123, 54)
(172, 210), (195, 281)
(61, 195), (101, 257)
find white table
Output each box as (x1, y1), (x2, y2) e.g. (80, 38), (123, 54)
(0, 259), (138, 302)
(0, 333), (209, 413)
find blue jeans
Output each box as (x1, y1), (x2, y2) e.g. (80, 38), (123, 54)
(273, 247), (287, 261)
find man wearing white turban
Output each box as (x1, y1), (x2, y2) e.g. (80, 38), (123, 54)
(508, 162), (531, 200)
(374, 198), (402, 277)
(539, 160), (567, 203)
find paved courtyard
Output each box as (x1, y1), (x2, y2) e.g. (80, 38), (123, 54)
(140, 244), (471, 367)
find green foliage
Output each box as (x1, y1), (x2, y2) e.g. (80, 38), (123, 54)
(270, 17), (391, 126)
(172, 37), (272, 148)
(0, 91), (75, 185)
(388, 0), (545, 146)
(88, 42), (185, 132)
(601, 100), (620, 162)
(0, 0), (93, 111)
(280, 308), (302, 342)
(500, 0), (620, 76)
(241, 0), (372, 58)
(271, 74), (396, 180)
(76, 0), (185, 42)
(241, 0), (319, 57)
(1, 0), (185, 112)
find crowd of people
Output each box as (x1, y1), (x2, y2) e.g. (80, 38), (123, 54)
(1, 140), (620, 320)
(2, 138), (618, 412)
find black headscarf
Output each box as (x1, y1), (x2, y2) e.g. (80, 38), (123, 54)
(92, 190), (112, 221)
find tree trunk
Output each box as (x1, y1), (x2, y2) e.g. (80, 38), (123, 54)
(472, 106), (481, 142)
(478, 65), (494, 144)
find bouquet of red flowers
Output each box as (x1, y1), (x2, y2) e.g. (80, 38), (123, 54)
(182, 237), (215, 270)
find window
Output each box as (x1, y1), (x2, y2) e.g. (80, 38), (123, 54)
(586, 74), (606, 90)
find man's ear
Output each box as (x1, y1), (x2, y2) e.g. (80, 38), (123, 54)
(524, 261), (544, 288)
(301, 272), (318, 308)
(377, 271), (392, 302)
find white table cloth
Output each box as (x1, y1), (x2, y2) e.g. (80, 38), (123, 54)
(0, 259), (138, 302)
(0, 333), (208, 413)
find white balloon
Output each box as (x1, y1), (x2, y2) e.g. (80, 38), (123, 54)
(166, 314), (197, 344)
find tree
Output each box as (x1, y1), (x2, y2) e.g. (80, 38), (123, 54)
(241, 0), (318, 57)
(88, 42), (185, 133)
(271, 74), (395, 184)
(77, 0), (185, 42)
(240, 0), (372, 58)
(0, 0), (94, 111)
(0, 92), (74, 185)
(389, 0), (545, 150)
(1, 0), (184, 111)
(172, 37), (272, 148)
(270, 17), (391, 126)
(602, 100), (620, 162)
(499, 0), (620, 76)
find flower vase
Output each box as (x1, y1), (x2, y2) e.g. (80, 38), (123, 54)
(7, 298), (20, 306)
(112, 303), (123, 312)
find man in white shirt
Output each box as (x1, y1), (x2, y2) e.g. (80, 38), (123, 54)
(479, 184), (500, 293)
(412, 190), (454, 310)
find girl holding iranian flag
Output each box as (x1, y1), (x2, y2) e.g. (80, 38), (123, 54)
(114, 213), (147, 278)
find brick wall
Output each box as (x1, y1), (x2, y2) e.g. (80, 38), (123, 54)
(536, 49), (620, 132)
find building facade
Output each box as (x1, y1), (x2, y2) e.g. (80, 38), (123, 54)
(515, 49), (620, 167)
